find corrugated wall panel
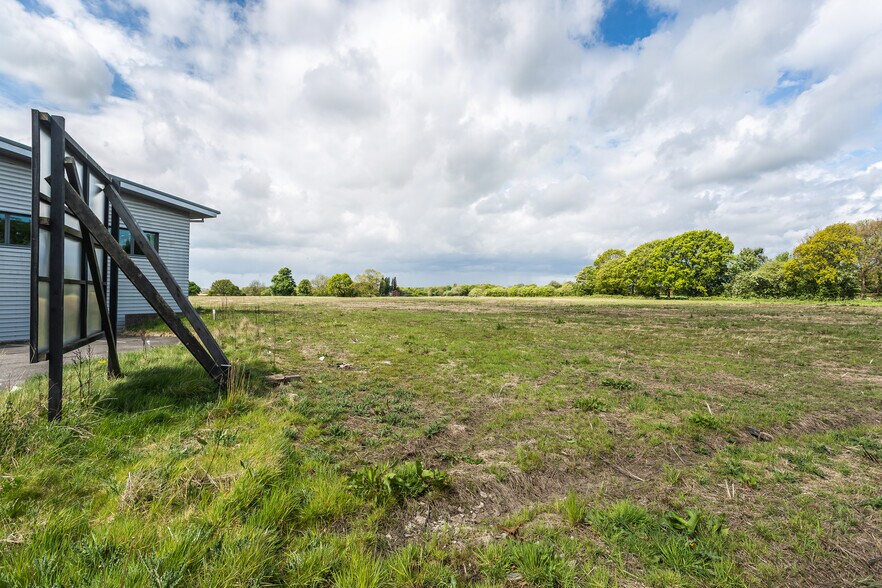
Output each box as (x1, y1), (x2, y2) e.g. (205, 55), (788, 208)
(116, 196), (190, 324)
(0, 158), (32, 341)
(0, 158), (30, 214)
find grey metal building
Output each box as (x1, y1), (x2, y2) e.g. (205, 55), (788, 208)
(0, 136), (219, 343)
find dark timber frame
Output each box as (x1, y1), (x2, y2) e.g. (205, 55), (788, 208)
(30, 110), (230, 421)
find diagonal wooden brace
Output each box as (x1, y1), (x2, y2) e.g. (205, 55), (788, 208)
(63, 179), (229, 386)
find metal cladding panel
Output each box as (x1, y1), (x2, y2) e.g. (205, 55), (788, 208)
(116, 195), (190, 323)
(0, 247), (30, 341)
(0, 157), (30, 213)
(0, 157), (32, 341)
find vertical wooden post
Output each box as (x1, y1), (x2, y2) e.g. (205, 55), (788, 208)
(110, 179), (120, 337)
(47, 115), (65, 421)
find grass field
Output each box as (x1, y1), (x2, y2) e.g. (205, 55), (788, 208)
(1, 296), (880, 587)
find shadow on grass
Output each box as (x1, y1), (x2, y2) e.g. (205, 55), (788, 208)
(95, 363), (219, 414)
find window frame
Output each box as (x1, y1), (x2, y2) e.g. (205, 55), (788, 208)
(0, 211), (31, 248)
(117, 228), (159, 256)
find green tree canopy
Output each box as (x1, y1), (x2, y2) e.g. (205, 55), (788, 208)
(574, 265), (595, 295)
(784, 223), (861, 298)
(328, 273), (354, 297)
(594, 256), (628, 295)
(594, 248), (626, 268)
(241, 280), (265, 296)
(354, 268), (383, 297)
(622, 239), (665, 296)
(208, 279), (242, 296)
(270, 267), (297, 296)
(656, 230), (734, 296)
(854, 218), (882, 296)
(188, 281), (201, 296)
(311, 274), (330, 296)
(730, 248), (768, 276)
(297, 279), (313, 296)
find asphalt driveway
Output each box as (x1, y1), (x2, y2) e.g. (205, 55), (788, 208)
(0, 337), (179, 391)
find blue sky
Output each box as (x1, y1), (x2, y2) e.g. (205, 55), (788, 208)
(598, 0), (671, 46)
(1, 0), (881, 287)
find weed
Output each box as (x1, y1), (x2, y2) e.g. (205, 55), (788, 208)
(601, 378), (635, 390)
(349, 461), (450, 503)
(558, 491), (588, 525)
(861, 496), (882, 510)
(687, 412), (722, 430)
(574, 395), (606, 412)
(515, 446), (543, 473)
(782, 452), (827, 478)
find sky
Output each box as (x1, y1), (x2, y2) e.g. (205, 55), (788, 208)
(1, 0), (881, 288)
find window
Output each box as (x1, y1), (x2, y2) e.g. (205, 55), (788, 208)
(9, 215), (30, 245)
(117, 228), (158, 255)
(0, 212), (30, 247)
(134, 231), (159, 256)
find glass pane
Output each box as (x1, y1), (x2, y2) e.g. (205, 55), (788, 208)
(39, 201), (50, 220)
(64, 236), (82, 280)
(39, 129), (51, 197)
(0, 214), (5, 244)
(90, 182), (106, 222)
(64, 212), (81, 233)
(134, 231), (159, 256)
(63, 284), (82, 344)
(38, 228), (50, 277)
(118, 229), (132, 254)
(87, 287), (102, 335)
(38, 281), (49, 352)
(87, 246), (104, 281)
(9, 215), (30, 246)
(66, 152), (84, 193)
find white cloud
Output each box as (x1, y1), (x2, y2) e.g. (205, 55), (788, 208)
(0, 0), (880, 287)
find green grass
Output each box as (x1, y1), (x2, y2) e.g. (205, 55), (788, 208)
(1, 295), (881, 586)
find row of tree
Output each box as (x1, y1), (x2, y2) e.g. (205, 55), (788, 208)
(193, 268), (401, 298)
(189, 219), (882, 301)
(403, 219), (882, 300)
(579, 220), (880, 299)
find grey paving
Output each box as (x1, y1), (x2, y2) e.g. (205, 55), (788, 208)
(0, 337), (180, 391)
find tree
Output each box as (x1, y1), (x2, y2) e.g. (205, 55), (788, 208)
(241, 280), (265, 296)
(328, 273), (354, 297)
(727, 259), (789, 298)
(594, 256), (628, 295)
(594, 249), (626, 268)
(188, 281), (201, 296)
(297, 279), (313, 296)
(270, 267), (297, 296)
(784, 223), (862, 298)
(854, 218), (882, 296)
(354, 268), (383, 297)
(655, 230), (734, 296)
(622, 239), (665, 296)
(725, 248), (768, 296)
(730, 248), (768, 276)
(311, 274), (329, 296)
(574, 265), (595, 295)
(208, 279), (242, 296)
